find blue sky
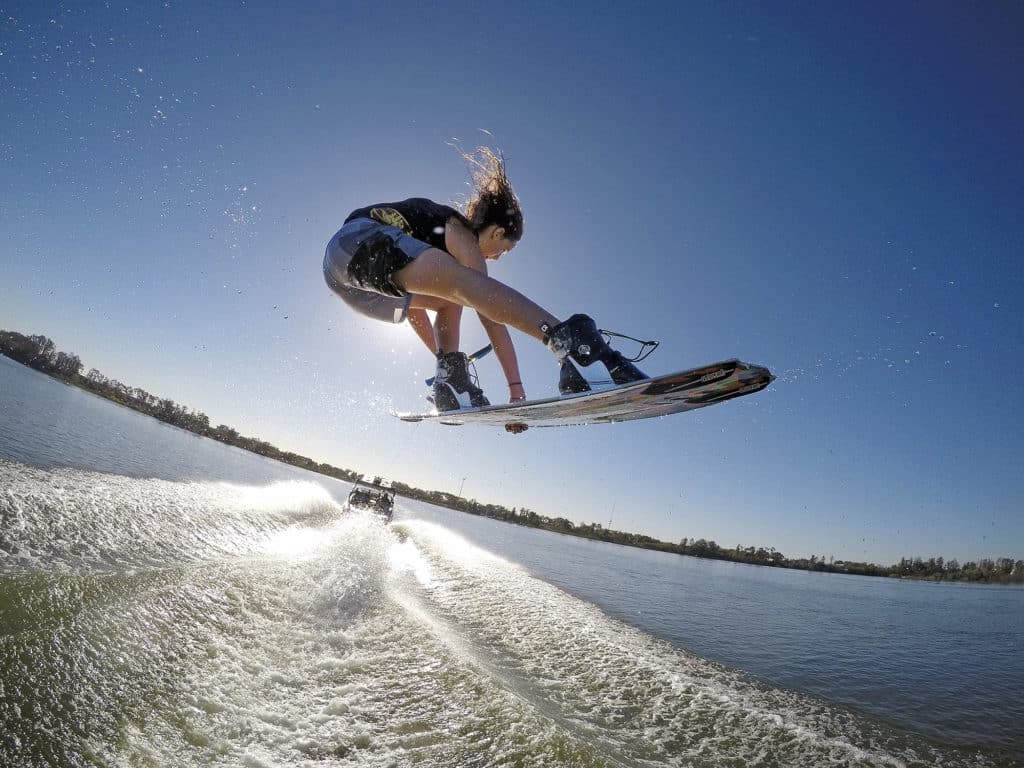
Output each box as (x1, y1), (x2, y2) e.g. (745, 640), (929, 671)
(3, 1), (1022, 565)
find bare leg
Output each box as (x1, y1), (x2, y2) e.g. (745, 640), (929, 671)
(409, 295), (463, 353)
(434, 303), (462, 352)
(405, 307), (438, 353)
(394, 249), (558, 342)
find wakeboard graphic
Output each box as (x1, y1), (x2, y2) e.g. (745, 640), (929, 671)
(396, 359), (773, 428)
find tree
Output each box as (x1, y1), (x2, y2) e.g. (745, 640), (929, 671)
(53, 351), (83, 377)
(28, 335), (56, 367)
(214, 424), (239, 442)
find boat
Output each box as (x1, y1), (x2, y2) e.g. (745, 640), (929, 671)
(345, 479), (395, 523)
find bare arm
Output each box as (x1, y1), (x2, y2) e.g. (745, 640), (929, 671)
(446, 218), (527, 399)
(478, 314), (526, 402)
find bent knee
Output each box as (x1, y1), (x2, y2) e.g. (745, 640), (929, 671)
(393, 248), (467, 294)
(409, 293), (462, 312)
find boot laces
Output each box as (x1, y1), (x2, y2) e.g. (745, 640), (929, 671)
(599, 329), (660, 362)
(466, 356), (482, 392)
(437, 352), (482, 392)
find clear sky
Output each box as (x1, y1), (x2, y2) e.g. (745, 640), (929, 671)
(3, 1), (1022, 565)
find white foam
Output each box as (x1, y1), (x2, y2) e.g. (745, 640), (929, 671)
(379, 520), (978, 767)
(8, 483), (1000, 767)
(0, 460), (341, 573)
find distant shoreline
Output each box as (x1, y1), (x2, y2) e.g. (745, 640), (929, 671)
(3, 330), (1021, 585)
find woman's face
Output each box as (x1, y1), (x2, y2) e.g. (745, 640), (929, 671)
(478, 225), (518, 260)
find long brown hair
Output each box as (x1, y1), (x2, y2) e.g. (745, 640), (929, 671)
(457, 146), (524, 242)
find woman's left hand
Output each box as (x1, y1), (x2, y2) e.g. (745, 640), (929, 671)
(508, 382), (526, 403)
(505, 382), (528, 433)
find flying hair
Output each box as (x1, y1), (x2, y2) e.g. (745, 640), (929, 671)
(455, 145), (524, 243)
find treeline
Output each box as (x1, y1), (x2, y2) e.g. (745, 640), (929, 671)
(371, 472), (1024, 584)
(383, 491), (1023, 584)
(3, 329), (1021, 585)
(0, 330), (362, 483)
(890, 555), (1022, 584)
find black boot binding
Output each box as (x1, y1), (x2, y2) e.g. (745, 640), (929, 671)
(543, 314), (656, 395)
(432, 351), (490, 411)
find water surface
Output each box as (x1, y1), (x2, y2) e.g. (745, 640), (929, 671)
(2, 357), (1021, 766)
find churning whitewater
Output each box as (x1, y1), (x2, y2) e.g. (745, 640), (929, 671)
(0, 460), (1010, 766)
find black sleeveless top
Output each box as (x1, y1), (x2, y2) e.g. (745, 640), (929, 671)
(345, 198), (469, 251)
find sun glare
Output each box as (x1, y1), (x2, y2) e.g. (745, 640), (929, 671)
(260, 526), (328, 558)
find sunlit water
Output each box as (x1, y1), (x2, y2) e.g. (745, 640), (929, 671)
(2, 356), (1022, 767)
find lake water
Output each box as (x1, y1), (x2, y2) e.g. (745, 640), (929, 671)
(2, 355), (1022, 767)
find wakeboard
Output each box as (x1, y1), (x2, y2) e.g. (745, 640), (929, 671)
(395, 359), (773, 428)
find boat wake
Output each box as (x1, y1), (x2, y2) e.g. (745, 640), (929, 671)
(0, 458), (340, 573)
(0, 462), (1016, 767)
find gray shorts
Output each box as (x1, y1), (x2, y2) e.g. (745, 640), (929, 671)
(323, 218), (433, 323)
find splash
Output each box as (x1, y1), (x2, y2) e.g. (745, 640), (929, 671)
(0, 459), (339, 574)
